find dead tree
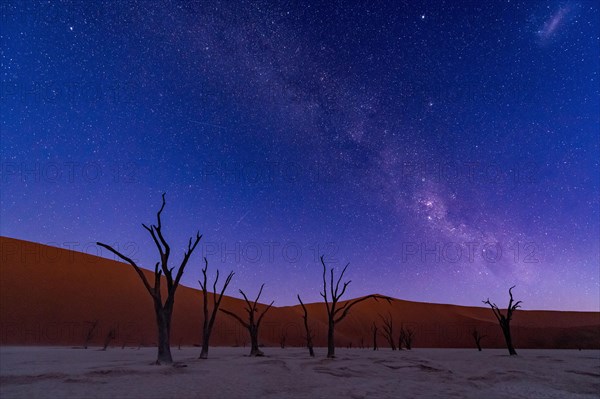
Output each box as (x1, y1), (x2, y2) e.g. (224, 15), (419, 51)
(472, 328), (486, 351)
(102, 327), (116, 351)
(280, 332), (287, 349)
(320, 255), (392, 358)
(220, 284), (274, 357)
(371, 322), (379, 351)
(400, 324), (414, 350)
(483, 285), (522, 356)
(97, 193), (201, 364)
(398, 332), (403, 350)
(297, 295), (315, 357)
(198, 257), (234, 359)
(83, 320), (98, 349)
(380, 313), (397, 350)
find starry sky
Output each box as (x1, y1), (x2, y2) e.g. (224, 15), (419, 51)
(1, 1), (599, 310)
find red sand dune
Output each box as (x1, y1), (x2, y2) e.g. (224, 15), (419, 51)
(1, 237), (598, 349)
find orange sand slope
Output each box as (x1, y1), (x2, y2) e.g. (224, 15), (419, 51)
(1, 237), (598, 348)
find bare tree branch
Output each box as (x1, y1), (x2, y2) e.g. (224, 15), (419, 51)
(320, 256), (330, 316)
(334, 294), (392, 323)
(239, 289), (253, 314)
(173, 231), (201, 291)
(253, 283), (265, 311)
(333, 263), (350, 297)
(219, 308), (250, 329)
(256, 300), (274, 327)
(97, 242), (156, 299)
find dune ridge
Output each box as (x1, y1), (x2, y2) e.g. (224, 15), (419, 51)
(1, 237), (598, 349)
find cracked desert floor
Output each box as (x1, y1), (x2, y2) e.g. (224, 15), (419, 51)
(1, 347), (598, 398)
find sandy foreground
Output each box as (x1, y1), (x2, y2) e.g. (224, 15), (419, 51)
(0, 347), (598, 399)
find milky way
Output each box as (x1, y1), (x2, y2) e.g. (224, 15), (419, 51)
(1, 0), (598, 310)
(537, 3), (577, 43)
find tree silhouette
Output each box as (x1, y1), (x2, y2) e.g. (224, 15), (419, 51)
(97, 193), (201, 364)
(297, 295), (315, 357)
(102, 327), (116, 351)
(319, 255), (392, 358)
(198, 257), (234, 359)
(483, 285), (522, 356)
(220, 284), (274, 356)
(400, 324), (414, 350)
(371, 322), (379, 351)
(83, 320), (98, 349)
(279, 332), (287, 349)
(472, 328), (486, 351)
(379, 313), (396, 350)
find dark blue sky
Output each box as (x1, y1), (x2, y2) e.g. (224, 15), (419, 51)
(1, 0), (598, 310)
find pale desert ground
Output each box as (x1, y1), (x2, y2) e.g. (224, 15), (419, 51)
(0, 347), (598, 399)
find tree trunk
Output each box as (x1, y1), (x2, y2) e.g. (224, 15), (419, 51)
(156, 309), (173, 364)
(102, 328), (115, 351)
(306, 332), (314, 357)
(249, 326), (264, 357)
(199, 330), (210, 359)
(327, 321), (335, 358)
(306, 331), (315, 357)
(373, 329), (378, 351)
(502, 324), (517, 355)
(387, 336), (396, 350)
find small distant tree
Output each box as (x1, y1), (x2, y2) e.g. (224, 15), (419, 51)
(483, 285), (522, 356)
(472, 328), (486, 351)
(220, 284), (274, 357)
(319, 255), (392, 358)
(400, 324), (415, 350)
(102, 327), (116, 351)
(371, 322), (379, 351)
(280, 332), (287, 349)
(398, 333), (403, 350)
(297, 295), (315, 357)
(198, 257), (234, 359)
(97, 193), (201, 364)
(83, 320), (98, 349)
(379, 313), (396, 350)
